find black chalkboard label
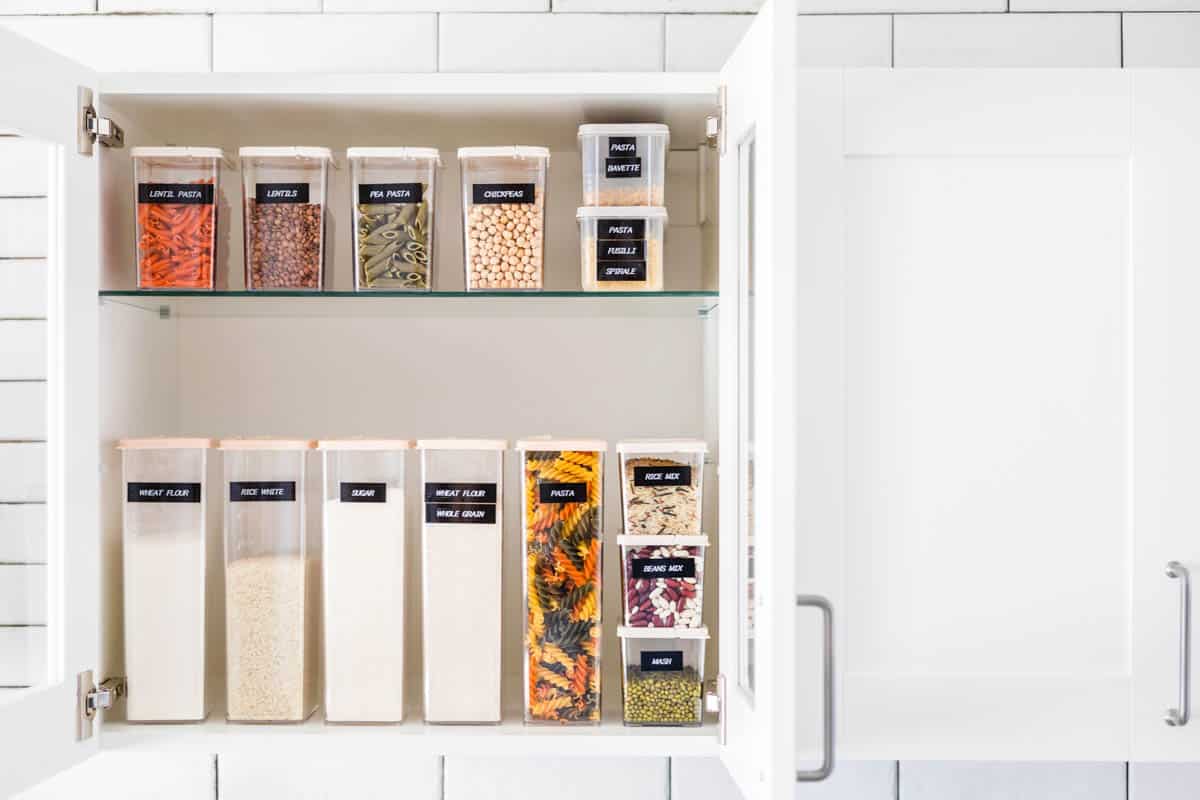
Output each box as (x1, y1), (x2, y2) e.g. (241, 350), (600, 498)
(641, 650), (684, 672)
(631, 557), (696, 579)
(539, 482), (588, 503)
(424, 482), (498, 503)
(597, 261), (647, 282)
(598, 219), (645, 240)
(597, 240), (645, 261)
(358, 183), (422, 204)
(473, 183), (535, 204)
(340, 482), (387, 503)
(229, 481), (296, 502)
(255, 183), (309, 204)
(607, 136), (638, 157)
(127, 482), (201, 503)
(605, 157), (642, 179)
(634, 466), (692, 486)
(137, 183), (214, 204)
(425, 502), (497, 524)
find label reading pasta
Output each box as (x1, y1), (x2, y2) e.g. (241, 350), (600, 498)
(598, 219), (645, 240)
(607, 136), (638, 157)
(424, 482), (498, 503)
(634, 465), (692, 486)
(425, 502), (496, 524)
(473, 183), (535, 204)
(229, 481), (296, 502)
(340, 482), (386, 503)
(631, 557), (695, 579)
(137, 183), (214, 205)
(539, 482), (588, 503)
(127, 482), (201, 503)
(255, 183), (310, 204)
(358, 183), (422, 204)
(605, 157), (642, 179)
(641, 650), (684, 672)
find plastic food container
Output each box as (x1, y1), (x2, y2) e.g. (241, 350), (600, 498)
(418, 439), (506, 724)
(518, 438), (605, 724)
(617, 439), (707, 535)
(239, 147), (331, 291)
(348, 147), (440, 292)
(579, 124), (669, 207)
(577, 207), (666, 292)
(219, 438), (318, 723)
(619, 535), (707, 629)
(318, 439), (410, 723)
(119, 438), (213, 722)
(458, 146), (549, 291)
(618, 626), (708, 727)
(132, 147), (222, 290)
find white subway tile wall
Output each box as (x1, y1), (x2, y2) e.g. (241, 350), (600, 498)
(1123, 12), (1200, 66)
(893, 12), (1121, 67)
(438, 13), (665, 71)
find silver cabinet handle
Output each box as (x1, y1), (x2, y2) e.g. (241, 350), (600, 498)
(796, 594), (835, 782)
(1166, 561), (1191, 727)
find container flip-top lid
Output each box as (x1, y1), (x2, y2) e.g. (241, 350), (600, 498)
(130, 146), (224, 160)
(576, 206), (668, 222)
(617, 625), (709, 640)
(238, 146), (333, 161)
(616, 534), (710, 547)
(457, 146), (550, 161)
(316, 438), (414, 451)
(578, 123), (670, 138)
(617, 438), (708, 455)
(346, 147), (442, 164)
(516, 437), (606, 452)
(217, 438), (316, 451)
(416, 438), (508, 451)
(117, 437), (215, 450)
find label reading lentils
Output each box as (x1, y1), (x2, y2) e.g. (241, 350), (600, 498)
(425, 502), (497, 525)
(255, 183), (309, 204)
(597, 261), (647, 282)
(539, 482), (588, 503)
(424, 482), (498, 503)
(137, 184), (214, 205)
(598, 219), (645, 240)
(605, 157), (642, 179)
(634, 466), (692, 487)
(126, 482), (202, 503)
(358, 183), (422, 204)
(473, 183), (535, 204)
(229, 481), (296, 502)
(340, 482), (387, 503)
(641, 650), (684, 672)
(631, 557), (696, 579)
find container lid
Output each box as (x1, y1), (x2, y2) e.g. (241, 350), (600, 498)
(416, 438), (508, 451)
(577, 206), (668, 221)
(346, 147), (442, 164)
(617, 534), (710, 547)
(316, 438), (413, 451)
(617, 625), (709, 640)
(457, 146), (550, 161)
(578, 123), (670, 138)
(516, 437), (606, 452)
(238, 146), (333, 161)
(130, 146), (224, 160)
(617, 439), (708, 455)
(217, 438), (316, 451)
(117, 437), (215, 450)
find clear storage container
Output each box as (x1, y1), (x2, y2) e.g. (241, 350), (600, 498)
(617, 439), (707, 535)
(619, 535), (707, 629)
(239, 147), (331, 291)
(579, 123), (669, 207)
(417, 439), (506, 724)
(348, 147), (440, 292)
(318, 439), (410, 723)
(518, 438), (605, 724)
(119, 438), (213, 722)
(577, 207), (666, 292)
(458, 146), (549, 291)
(132, 147), (222, 291)
(617, 626), (707, 727)
(219, 438), (319, 723)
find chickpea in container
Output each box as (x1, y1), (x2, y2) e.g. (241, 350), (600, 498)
(458, 146), (549, 291)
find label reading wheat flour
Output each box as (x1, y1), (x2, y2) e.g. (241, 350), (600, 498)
(425, 502), (497, 525)
(229, 481), (296, 502)
(358, 183), (422, 204)
(641, 650), (684, 672)
(255, 183), (309, 204)
(605, 157), (642, 179)
(137, 183), (214, 205)
(340, 482), (387, 503)
(539, 482), (588, 504)
(631, 557), (696, 579)
(473, 183), (535, 204)
(634, 466), (692, 487)
(598, 219), (645, 240)
(424, 483), (498, 503)
(127, 482), (202, 503)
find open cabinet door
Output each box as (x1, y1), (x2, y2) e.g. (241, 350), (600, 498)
(0, 27), (102, 796)
(717, 2), (812, 798)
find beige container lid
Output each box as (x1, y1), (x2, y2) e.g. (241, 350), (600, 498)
(516, 437), (607, 452)
(316, 438), (413, 451)
(217, 438), (315, 451)
(416, 438), (508, 451)
(117, 437), (214, 450)
(616, 534), (710, 547)
(130, 146), (224, 160)
(457, 145), (550, 161)
(346, 146), (441, 164)
(238, 146), (332, 161)
(617, 625), (709, 640)
(616, 438), (708, 455)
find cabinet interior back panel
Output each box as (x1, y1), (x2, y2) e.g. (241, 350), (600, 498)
(843, 155), (1130, 677)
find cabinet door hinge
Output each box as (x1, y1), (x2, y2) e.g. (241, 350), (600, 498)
(705, 84), (727, 157)
(77, 671), (126, 740)
(77, 87), (124, 156)
(708, 674), (727, 745)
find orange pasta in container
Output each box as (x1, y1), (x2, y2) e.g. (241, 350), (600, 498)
(132, 147), (222, 290)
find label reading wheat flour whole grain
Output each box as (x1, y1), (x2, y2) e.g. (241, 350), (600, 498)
(127, 482), (202, 503)
(137, 184), (215, 205)
(641, 650), (684, 672)
(631, 557), (696, 579)
(229, 481), (296, 502)
(539, 482), (588, 504)
(473, 183), (535, 204)
(255, 183), (310, 204)
(425, 502), (497, 525)
(634, 465), (692, 487)
(424, 482), (499, 503)
(358, 183), (423, 204)
(340, 482), (387, 503)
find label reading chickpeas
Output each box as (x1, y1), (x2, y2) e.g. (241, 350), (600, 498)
(472, 183), (535, 204)
(640, 650), (684, 672)
(254, 183), (309, 204)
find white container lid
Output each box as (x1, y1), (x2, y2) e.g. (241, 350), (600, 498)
(416, 438), (508, 451)
(118, 437), (214, 450)
(316, 438), (413, 451)
(217, 438), (316, 451)
(578, 123), (670, 138)
(346, 147), (442, 164)
(617, 625), (709, 640)
(617, 534), (709, 547)
(130, 146), (224, 160)
(457, 146), (550, 161)
(617, 439), (708, 455)
(517, 437), (606, 452)
(238, 146), (332, 161)
(577, 206), (668, 221)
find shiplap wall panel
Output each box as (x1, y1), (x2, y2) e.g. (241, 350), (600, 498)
(0, 503), (46, 562)
(0, 382), (46, 441)
(0, 443), (46, 502)
(0, 627), (45, 686)
(0, 198), (48, 258)
(0, 137), (50, 197)
(0, 321), (47, 379)
(0, 260), (47, 318)
(0, 564), (46, 625)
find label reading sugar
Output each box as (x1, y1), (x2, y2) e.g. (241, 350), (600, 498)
(340, 482), (387, 503)
(598, 219), (645, 240)
(607, 136), (638, 157)
(255, 183), (309, 204)
(641, 650), (684, 672)
(425, 502), (497, 525)
(358, 183), (422, 204)
(605, 157), (642, 179)
(229, 481), (296, 502)
(596, 261), (647, 282)
(473, 183), (535, 204)
(424, 482), (498, 503)
(126, 482), (202, 503)
(597, 240), (646, 261)
(634, 466), (692, 487)
(137, 183), (214, 205)
(539, 482), (588, 503)
(631, 557), (696, 579)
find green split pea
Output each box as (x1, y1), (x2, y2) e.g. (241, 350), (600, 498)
(624, 667), (702, 725)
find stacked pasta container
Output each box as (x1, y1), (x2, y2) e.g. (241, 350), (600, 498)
(615, 439), (708, 727)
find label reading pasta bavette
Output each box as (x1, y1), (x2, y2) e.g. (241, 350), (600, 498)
(634, 466), (692, 486)
(425, 502), (497, 524)
(255, 183), (309, 204)
(641, 650), (684, 671)
(127, 482), (201, 503)
(137, 184), (214, 204)
(631, 557), (695, 579)
(229, 481), (296, 502)
(539, 482), (588, 503)
(340, 482), (386, 503)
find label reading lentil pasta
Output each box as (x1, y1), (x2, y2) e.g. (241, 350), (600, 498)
(339, 482), (387, 503)
(126, 482), (202, 503)
(137, 184), (214, 204)
(229, 481), (296, 502)
(255, 183), (309, 204)
(640, 650), (684, 671)
(472, 183), (535, 204)
(538, 482), (588, 503)
(358, 183), (422, 204)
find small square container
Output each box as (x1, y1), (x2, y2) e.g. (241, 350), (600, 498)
(458, 146), (549, 291)
(239, 147), (332, 291)
(579, 123), (669, 207)
(618, 626), (708, 727)
(132, 147), (222, 290)
(219, 438), (319, 723)
(619, 535), (708, 629)
(577, 207), (666, 292)
(348, 147), (440, 292)
(118, 438), (214, 722)
(617, 439), (708, 535)
(318, 439), (411, 723)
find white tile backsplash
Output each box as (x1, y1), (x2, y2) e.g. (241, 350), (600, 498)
(894, 12), (1121, 66)
(1123, 12), (1200, 65)
(0, 14), (211, 71)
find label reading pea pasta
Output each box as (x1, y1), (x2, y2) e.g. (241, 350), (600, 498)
(634, 466), (692, 486)
(598, 219), (645, 240)
(641, 650), (684, 672)
(605, 157), (642, 179)
(631, 557), (696, 579)
(340, 482), (386, 503)
(255, 183), (309, 204)
(358, 183), (422, 204)
(137, 184), (214, 205)
(473, 183), (535, 204)
(425, 502), (496, 524)
(424, 482), (498, 503)
(127, 482), (202, 503)
(539, 482), (588, 503)
(229, 481), (296, 502)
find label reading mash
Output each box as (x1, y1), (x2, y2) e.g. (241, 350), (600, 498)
(640, 650), (684, 672)
(631, 557), (696, 579)
(137, 183), (214, 205)
(340, 482), (387, 503)
(608, 136), (638, 157)
(473, 183), (535, 204)
(539, 482), (588, 504)
(596, 261), (647, 282)
(425, 502), (497, 525)
(255, 183), (309, 204)
(358, 183), (422, 204)
(634, 465), (692, 487)
(597, 240), (646, 261)
(126, 482), (202, 503)
(605, 157), (642, 179)
(598, 219), (645, 240)
(424, 483), (498, 503)
(229, 481), (296, 502)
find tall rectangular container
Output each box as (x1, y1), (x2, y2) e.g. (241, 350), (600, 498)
(458, 146), (549, 291)
(131, 147), (221, 290)
(617, 439), (707, 536)
(348, 147), (440, 291)
(239, 147), (331, 291)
